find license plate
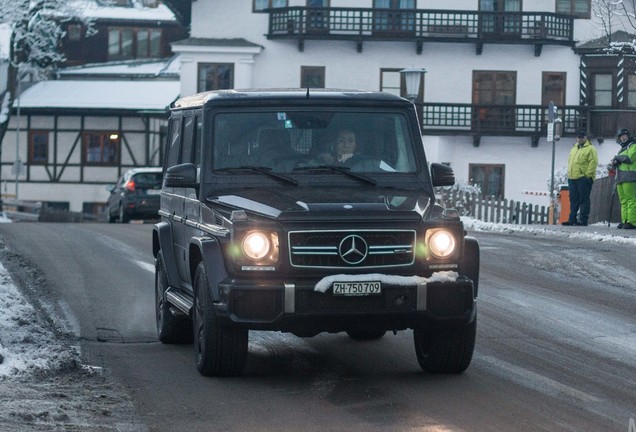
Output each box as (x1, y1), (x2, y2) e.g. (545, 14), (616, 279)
(332, 281), (381, 296)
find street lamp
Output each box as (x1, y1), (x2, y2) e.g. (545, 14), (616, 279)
(547, 101), (562, 224)
(400, 67), (427, 102)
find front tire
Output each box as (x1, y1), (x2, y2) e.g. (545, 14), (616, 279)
(413, 317), (476, 374)
(193, 263), (248, 376)
(155, 252), (192, 344)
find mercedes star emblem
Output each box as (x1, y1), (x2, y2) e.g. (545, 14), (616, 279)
(338, 234), (368, 265)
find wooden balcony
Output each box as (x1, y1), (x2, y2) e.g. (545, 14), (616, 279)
(418, 104), (636, 145)
(266, 7), (574, 55)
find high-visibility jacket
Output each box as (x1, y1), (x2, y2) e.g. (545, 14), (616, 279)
(616, 140), (636, 184)
(567, 140), (598, 180)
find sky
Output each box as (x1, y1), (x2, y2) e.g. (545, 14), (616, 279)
(0, 215), (634, 379)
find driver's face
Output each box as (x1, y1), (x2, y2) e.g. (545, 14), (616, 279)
(620, 133), (629, 142)
(336, 131), (356, 156)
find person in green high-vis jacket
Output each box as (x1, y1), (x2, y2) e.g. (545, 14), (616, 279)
(562, 131), (598, 226)
(613, 128), (636, 229)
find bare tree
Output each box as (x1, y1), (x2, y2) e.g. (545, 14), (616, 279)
(0, 1), (94, 208)
(592, 0), (636, 51)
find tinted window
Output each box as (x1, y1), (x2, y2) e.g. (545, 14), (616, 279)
(212, 110), (417, 173)
(165, 117), (182, 168)
(133, 172), (163, 188)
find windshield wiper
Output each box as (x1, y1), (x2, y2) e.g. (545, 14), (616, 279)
(213, 166), (298, 186)
(294, 165), (377, 185)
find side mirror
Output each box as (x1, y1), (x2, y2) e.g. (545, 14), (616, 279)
(164, 163), (198, 188)
(105, 185), (115, 193)
(430, 163), (455, 187)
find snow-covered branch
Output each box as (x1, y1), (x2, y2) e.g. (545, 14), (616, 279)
(0, 0), (94, 77)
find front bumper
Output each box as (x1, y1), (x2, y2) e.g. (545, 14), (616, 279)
(215, 277), (476, 334)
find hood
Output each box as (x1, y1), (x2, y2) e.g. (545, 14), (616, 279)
(208, 186), (433, 222)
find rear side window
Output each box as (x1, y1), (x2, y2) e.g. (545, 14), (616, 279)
(165, 117), (182, 169)
(133, 172), (163, 188)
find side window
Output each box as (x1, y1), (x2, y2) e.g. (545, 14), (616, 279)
(165, 117), (182, 169)
(194, 112), (203, 169)
(181, 113), (194, 164)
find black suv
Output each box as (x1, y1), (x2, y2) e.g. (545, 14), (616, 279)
(153, 89), (479, 377)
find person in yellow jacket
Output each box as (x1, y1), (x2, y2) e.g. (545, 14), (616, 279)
(612, 128), (636, 229)
(562, 131), (598, 226)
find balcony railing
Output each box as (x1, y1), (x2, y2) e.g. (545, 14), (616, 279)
(267, 7), (574, 54)
(417, 103), (636, 144)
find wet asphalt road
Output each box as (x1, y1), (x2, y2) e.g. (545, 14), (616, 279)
(0, 222), (634, 431)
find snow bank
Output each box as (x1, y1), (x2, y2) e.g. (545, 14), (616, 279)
(0, 262), (78, 377)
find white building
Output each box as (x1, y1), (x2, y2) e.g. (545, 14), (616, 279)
(165, 0), (634, 207)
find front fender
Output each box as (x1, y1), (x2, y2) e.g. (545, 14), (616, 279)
(460, 236), (480, 297)
(153, 222), (180, 289)
(189, 236), (228, 303)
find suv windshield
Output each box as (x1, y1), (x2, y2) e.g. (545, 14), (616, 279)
(212, 110), (417, 174)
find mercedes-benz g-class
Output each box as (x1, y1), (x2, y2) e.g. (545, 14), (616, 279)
(152, 89), (479, 376)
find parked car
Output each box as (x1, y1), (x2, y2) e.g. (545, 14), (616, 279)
(152, 89), (480, 377)
(106, 168), (163, 223)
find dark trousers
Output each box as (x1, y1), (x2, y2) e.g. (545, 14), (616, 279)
(567, 177), (593, 224)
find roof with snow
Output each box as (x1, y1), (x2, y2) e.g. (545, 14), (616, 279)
(17, 80), (180, 112)
(171, 38), (263, 49)
(576, 30), (636, 51)
(57, 56), (180, 79)
(73, 0), (177, 22)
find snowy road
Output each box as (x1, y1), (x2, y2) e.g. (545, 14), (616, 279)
(0, 221), (634, 431)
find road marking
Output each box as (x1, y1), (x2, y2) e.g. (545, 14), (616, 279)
(480, 355), (601, 403)
(136, 260), (154, 273)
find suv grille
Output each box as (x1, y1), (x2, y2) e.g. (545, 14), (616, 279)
(289, 230), (415, 269)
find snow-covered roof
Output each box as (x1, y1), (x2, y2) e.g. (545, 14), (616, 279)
(72, 0), (176, 22)
(17, 80), (179, 111)
(57, 56), (180, 78)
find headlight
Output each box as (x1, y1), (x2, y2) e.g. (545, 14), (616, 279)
(426, 229), (456, 259)
(242, 232), (271, 261)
